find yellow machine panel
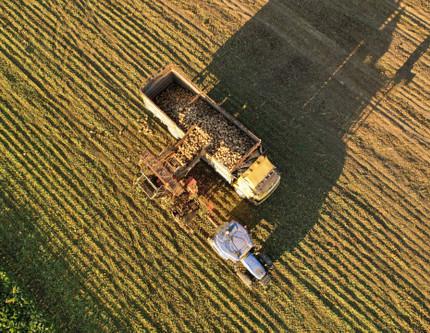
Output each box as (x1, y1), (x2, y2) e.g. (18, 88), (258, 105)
(241, 156), (275, 189)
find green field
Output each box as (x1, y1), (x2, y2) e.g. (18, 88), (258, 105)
(1, 0), (429, 331)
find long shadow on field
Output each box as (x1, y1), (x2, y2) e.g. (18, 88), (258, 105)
(0, 179), (117, 332)
(196, 0), (402, 261)
(394, 34), (430, 84)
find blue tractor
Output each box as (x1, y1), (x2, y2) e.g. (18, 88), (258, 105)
(209, 221), (273, 288)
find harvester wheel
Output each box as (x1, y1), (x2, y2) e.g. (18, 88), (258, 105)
(236, 271), (253, 288)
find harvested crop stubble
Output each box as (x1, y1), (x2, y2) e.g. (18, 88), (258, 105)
(154, 84), (254, 169)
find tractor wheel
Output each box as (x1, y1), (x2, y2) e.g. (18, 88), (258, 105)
(259, 273), (271, 288)
(259, 253), (274, 269)
(236, 271), (253, 288)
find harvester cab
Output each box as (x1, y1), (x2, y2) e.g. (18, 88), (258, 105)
(209, 221), (273, 288)
(234, 155), (280, 205)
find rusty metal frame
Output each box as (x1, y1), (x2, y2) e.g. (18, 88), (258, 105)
(135, 172), (165, 199)
(138, 149), (185, 197)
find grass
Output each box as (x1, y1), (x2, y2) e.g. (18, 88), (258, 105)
(0, 0), (429, 331)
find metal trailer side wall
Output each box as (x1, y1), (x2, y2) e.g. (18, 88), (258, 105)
(142, 94), (185, 140)
(142, 67), (262, 145)
(204, 155), (234, 183)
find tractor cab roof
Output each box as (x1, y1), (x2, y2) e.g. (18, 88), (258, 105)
(211, 221), (253, 262)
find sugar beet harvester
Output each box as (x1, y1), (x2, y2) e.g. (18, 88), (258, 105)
(136, 65), (279, 286)
(140, 65), (281, 205)
(135, 125), (274, 287)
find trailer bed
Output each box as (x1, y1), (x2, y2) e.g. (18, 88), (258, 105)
(141, 66), (263, 177)
(153, 82), (255, 169)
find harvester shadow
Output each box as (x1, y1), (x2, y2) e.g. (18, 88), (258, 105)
(196, 0), (402, 262)
(394, 34), (430, 85)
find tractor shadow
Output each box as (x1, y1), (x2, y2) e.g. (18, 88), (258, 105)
(195, 0), (403, 261)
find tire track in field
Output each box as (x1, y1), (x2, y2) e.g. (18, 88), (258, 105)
(294, 246), (400, 331)
(335, 171), (430, 265)
(303, 231), (419, 330)
(280, 257), (369, 332)
(269, 264), (352, 331)
(330, 184), (427, 290)
(318, 206), (430, 325)
(373, 99), (430, 148)
(346, 145), (430, 222)
(339, 183), (430, 270)
(349, 121), (429, 208)
(311, 216), (430, 329)
(322, 195), (430, 313)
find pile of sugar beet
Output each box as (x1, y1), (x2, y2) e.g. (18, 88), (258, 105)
(154, 84), (254, 169)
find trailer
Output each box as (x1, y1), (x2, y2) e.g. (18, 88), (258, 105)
(140, 65), (280, 204)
